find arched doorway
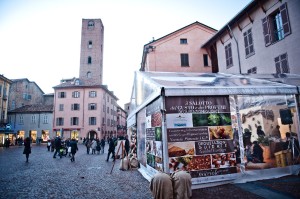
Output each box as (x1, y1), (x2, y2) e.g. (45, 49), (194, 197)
(87, 130), (97, 140)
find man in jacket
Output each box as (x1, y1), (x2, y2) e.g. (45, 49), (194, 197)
(53, 136), (62, 158)
(106, 138), (115, 162)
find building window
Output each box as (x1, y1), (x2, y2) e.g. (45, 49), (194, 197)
(56, 117), (64, 126)
(203, 54), (208, 67)
(89, 91), (97, 98)
(88, 41), (92, 48)
(107, 96), (109, 102)
(11, 100), (15, 110)
(19, 115), (24, 124)
(88, 56), (92, 64)
(89, 117), (96, 125)
(23, 93), (31, 100)
(262, 3), (291, 46)
(87, 72), (91, 78)
(89, 103), (97, 110)
(275, 53), (289, 74)
(243, 28), (255, 58)
(102, 117), (105, 125)
(180, 38), (187, 44)
(71, 117), (79, 125)
(107, 107), (109, 114)
(43, 115), (48, 124)
(88, 20), (94, 30)
(31, 115), (36, 124)
(247, 67), (257, 74)
(59, 104), (64, 111)
(72, 91), (80, 98)
(75, 79), (80, 85)
(111, 119), (114, 126)
(103, 105), (105, 112)
(71, 103), (80, 110)
(58, 92), (66, 98)
(180, 54), (189, 67)
(225, 43), (233, 68)
(107, 118), (110, 126)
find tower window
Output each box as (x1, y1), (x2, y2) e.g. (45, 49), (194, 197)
(88, 41), (92, 48)
(87, 72), (91, 78)
(88, 56), (92, 64)
(88, 20), (94, 30)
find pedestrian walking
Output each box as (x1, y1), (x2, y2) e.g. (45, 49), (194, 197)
(69, 138), (78, 162)
(50, 137), (55, 152)
(124, 135), (130, 157)
(91, 139), (97, 154)
(23, 137), (31, 163)
(85, 138), (91, 154)
(53, 136), (62, 158)
(65, 138), (71, 157)
(100, 138), (105, 154)
(47, 139), (51, 151)
(106, 137), (115, 162)
(96, 139), (101, 155)
(4, 138), (10, 148)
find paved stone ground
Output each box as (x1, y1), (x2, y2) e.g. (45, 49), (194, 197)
(0, 144), (152, 199)
(1, 144), (299, 199)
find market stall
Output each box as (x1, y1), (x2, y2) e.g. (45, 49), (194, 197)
(127, 71), (300, 188)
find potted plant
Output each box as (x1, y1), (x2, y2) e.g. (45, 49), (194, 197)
(257, 136), (272, 160)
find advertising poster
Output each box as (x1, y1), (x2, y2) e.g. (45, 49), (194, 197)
(145, 98), (164, 172)
(165, 96), (237, 178)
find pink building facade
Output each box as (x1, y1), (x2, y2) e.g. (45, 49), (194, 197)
(53, 19), (118, 140)
(140, 21), (217, 73)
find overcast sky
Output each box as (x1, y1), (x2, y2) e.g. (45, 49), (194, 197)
(0, 0), (251, 107)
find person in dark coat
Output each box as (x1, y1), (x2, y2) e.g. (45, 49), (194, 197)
(106, 138), (115, 162)
(251, 141), (264, 163)
(53, 136), (62, 158)
(69, 138), (78, 162)
(23, 137), (31, 163)
(124, 135), (130, 157)
(100, 138), (105, 154)
(257, 126), (265, 137)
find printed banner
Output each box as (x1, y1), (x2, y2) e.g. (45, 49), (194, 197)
(165, 96), (237, 177)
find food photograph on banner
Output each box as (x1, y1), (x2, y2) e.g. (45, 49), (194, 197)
(145, 98), (164, 172)
(165, 96), (237, 178)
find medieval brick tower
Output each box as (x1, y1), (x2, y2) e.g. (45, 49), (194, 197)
(79, 19), (104, 84)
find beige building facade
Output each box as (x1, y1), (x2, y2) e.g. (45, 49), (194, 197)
(8, 78), (45, 111)
(0, 75), (12, 146)
(202, 0), (300, 75)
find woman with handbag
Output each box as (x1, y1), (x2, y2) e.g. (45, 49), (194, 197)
(23, 137), (31, 163)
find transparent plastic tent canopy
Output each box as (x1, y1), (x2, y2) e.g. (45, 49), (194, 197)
(128, 72), (298, 117)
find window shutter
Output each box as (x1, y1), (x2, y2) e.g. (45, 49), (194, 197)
(280, 3), (291, 36)
(281, 53), (289, 73)
(262, 17), (271, 46)
(275, 56), (281, 73)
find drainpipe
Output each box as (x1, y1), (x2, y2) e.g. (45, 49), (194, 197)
(227, 24), (241, 74)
